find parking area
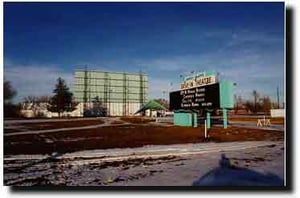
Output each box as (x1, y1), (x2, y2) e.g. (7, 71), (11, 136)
(4, 116), (285, 186)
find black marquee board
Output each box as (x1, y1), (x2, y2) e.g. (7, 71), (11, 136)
(169, 83), (220, 110)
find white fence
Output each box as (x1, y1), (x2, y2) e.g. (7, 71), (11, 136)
(156, 117), (173, 123)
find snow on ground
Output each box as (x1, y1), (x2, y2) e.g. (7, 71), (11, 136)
(4, 141), (284, 186)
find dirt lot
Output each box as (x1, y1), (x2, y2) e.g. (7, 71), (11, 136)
(4, 124), (283, 155)
(120, 116), (155, 124)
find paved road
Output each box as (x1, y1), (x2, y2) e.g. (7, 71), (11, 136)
(5, 141), (280, 162)
(4, 119), (283, 137)
(4, 117), (105, 124)
(4, 117), (130, 136)
(229, 121), (284, 131)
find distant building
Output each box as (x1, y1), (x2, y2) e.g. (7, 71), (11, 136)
(72, 70), (148, 116)
(20, 102), (82, 118)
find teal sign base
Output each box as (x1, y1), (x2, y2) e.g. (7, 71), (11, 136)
(174, 111), (197, 127)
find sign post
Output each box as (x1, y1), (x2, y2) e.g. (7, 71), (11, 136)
(223, 108), (228, 129)
(204, 119), (207, 139)
(206, 112), (211, 129)
(193, 113), (198, 128)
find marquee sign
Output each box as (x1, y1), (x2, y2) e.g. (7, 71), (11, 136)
(170, 83), (220, 110)
(180, 75), (216, 90)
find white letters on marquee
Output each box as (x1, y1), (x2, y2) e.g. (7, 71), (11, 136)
(180, 75), (216, 90)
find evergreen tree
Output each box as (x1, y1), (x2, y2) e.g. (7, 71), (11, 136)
(48, 77), (77, 117)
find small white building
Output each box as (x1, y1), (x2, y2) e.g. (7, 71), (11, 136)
(20, 102), (83, 118)
(270, 109), (285, 118)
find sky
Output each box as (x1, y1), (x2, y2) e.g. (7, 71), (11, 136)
(4, 2), (284, 103)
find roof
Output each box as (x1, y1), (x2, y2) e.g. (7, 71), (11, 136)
(134, 100), (167, 114)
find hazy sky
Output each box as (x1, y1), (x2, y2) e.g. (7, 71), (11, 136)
(4, 2), (284, 103)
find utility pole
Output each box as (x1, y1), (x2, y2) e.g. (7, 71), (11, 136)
(277, 86), (280, 109)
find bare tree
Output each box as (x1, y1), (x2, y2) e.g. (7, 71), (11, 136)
(154, 98), (169, 109)
(4, 81), (17, 104)
(4, 81), (19, 117)
(234, 95), (243, 114)
(234, 94), (238, 114)
(260, 96), (271, 115)
(244, 101), (252, 113)
(23, 95), (37, 104)
(37, 96), (51, 103)
(23, 95), (51, 106)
